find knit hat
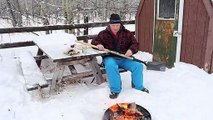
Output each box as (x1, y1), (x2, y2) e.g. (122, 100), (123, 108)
(109, 14), (121, 24)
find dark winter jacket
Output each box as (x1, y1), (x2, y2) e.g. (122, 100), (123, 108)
(91, 25), (139, 55)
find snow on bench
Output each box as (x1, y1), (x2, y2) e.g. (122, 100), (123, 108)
(17, 51), (48, 91)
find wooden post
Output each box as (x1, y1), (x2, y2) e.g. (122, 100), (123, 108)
(83, 16), (89, 43)
(50, 63), (65, 93)
(89, 57), (105, 84)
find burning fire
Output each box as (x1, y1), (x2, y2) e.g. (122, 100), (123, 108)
(109, 103), (144, 120)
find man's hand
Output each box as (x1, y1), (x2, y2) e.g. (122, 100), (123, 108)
(125, 49), (133, 57)
(96, 44), (105, 51)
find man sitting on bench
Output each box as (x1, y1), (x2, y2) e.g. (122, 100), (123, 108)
(91, 13), (149, 99)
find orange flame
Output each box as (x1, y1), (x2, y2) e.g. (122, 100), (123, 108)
(109, 103), (143, 120)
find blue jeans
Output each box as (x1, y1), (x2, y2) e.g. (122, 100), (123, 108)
(103, 57), (144, 93)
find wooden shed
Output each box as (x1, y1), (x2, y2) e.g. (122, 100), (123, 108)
(136, 0), (213, 73)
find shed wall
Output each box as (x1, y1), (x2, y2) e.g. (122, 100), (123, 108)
(136, 0), (154, 53)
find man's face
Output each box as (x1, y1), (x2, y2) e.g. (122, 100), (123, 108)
(109, 23), (121, 34)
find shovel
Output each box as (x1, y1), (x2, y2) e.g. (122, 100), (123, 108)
(76, 41), (166, 71)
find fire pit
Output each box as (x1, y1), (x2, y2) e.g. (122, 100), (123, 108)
(103, 103), (151, 120)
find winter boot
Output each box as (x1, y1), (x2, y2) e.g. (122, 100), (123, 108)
(109, 92), (119, 99)
(141, 88), (149, 93)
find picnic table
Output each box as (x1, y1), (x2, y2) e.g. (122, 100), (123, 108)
(33, 33), (108, 92)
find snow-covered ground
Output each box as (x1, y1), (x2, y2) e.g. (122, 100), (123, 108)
(0, 20), (213, 120)
(1, 49), (213, 120)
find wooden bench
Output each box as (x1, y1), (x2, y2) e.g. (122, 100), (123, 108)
(17, 51), (48, 91)
(98, 61), (127, 74)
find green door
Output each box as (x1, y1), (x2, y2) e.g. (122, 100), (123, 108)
(153, 0), (180, 68)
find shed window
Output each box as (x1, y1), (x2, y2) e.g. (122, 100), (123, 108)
(157, 0), (176, 20)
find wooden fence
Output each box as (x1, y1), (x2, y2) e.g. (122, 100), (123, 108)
(0, 20), (135, 49)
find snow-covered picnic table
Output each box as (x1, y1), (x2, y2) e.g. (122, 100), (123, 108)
(33, 33), (108, 92)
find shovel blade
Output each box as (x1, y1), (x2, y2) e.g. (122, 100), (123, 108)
(146, 61), (166, 71)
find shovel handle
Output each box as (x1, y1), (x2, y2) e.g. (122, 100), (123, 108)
(76, 41), (147, 66)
